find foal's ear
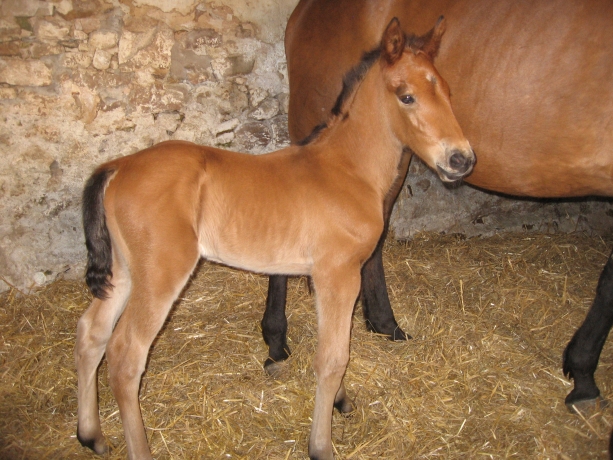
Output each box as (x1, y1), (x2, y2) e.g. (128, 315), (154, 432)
(420, 16), (446, 60)
(381, 17), (406, 65)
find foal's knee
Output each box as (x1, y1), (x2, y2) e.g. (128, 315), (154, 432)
(106, 337), (147, 392)
(313, 350), (350, 381)
(75, 314), (109, 364)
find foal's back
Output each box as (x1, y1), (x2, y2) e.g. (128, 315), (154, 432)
(102, 140), (380, 276)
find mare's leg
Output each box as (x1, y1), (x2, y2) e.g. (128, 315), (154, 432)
(261, 275), (291, 375)
(361, 150), (412, 341)
(308, 263), (361, 460)
(563, 249), (613, 408)
(76, 253), (131, 454)
(106, 235), (200, 459)
(361, 238), (409, 340)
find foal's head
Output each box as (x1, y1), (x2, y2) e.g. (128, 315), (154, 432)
(380, 18), (475, 182)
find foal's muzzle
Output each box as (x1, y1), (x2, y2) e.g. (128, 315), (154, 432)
(437, 148), (475, 182)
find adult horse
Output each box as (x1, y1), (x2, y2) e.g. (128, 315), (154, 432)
(262, 0), (613, 410)
(75, 19), (474, 460)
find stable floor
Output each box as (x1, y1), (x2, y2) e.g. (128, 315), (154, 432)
(1, 232), (612, 459)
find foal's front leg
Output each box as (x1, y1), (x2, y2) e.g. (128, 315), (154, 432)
(308, 265), (361, 460)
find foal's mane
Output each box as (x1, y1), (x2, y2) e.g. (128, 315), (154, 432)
(296, 48), (380, 146)
(297, 30), (428, 147)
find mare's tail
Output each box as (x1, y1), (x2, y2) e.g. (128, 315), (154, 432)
(82, 167), (115, 299)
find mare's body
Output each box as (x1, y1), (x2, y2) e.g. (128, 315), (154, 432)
(263, 0), (613, 408)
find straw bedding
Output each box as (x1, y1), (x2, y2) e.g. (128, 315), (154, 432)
(1, 232), (613, 459)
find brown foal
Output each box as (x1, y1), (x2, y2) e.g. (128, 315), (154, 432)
(75, 18), (474, 460)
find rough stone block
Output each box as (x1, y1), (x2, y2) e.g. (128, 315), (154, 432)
(214, 118), (240, 136)
(1, 0), (40, 17)
(119, 26), (173, 76)
(249, 87), (267, 108)
(250, 97), (279, 120)
(155, 111), (183, 134)
(169, 43), (212, 83)
(0, 58), (52, 86)
(235, 121), (272, 151)
(132, 0), (199, 15)
(61, 51), (93, 68)
(34, 18), (70, 41)
(89, 29), (119, 50)
(54, 0), (74, 16)
(0, 41), (21, 57)
(0, 18), (21, 38)
(92, 49), (112, 70)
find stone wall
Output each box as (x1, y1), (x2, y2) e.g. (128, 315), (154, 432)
(395, 161), (613, 241)
(0, 0), (297, 291)
(1, 0), (612, 292)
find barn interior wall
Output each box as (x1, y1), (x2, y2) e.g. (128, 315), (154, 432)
(0, 0), (611, 292)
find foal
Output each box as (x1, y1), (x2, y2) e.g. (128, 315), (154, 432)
(75, 18), (474, 460)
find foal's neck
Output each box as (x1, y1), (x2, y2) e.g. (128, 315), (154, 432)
(323, 62), (404, 197)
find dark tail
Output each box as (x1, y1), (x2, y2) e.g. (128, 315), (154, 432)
(82, 167), (115, 299)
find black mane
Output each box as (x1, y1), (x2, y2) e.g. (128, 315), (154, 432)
(297, 122), (328, 146)
(330, 48), (382, 117)
(296, 47), (381, 146)
(298, 29), (428, 146)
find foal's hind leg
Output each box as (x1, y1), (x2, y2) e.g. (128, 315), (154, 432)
(106, 245), (199, 460)
(309, 263), (361, 460)
(76, 256), (131, 454)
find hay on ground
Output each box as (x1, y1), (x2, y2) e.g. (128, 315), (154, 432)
(1, 232), (612, 459)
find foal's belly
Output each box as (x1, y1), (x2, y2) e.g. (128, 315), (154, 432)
(197, 232), (313, 276)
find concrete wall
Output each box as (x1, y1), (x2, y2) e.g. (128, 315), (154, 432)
(1, 0), (612, 292)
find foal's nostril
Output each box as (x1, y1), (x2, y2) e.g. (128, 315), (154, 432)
(449, 150), (471, 172)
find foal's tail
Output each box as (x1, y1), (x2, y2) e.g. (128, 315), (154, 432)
(82, 167), (115, 299)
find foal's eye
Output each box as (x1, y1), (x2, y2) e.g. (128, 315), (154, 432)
(400, 94), (415, 105)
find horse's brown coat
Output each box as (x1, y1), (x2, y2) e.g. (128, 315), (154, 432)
(75, 19), (474, 460)
(278, 0), (613, 409)
(286, 0), (613, 196)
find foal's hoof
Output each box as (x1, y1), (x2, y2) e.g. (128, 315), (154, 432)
(309, 446), (334, 460)
(263, 358), (286, 379)
(334, 395), (356, 414)
(309, 453), (334, 460)
(77, 430), (110, 455)
(566, 396), (608, 414)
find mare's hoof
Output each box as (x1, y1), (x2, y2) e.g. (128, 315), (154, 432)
(366, 321), (412, 341)
(566, 396), (608, 414)
(263, 358), (286, 378)
(390, 327), (412, 341)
